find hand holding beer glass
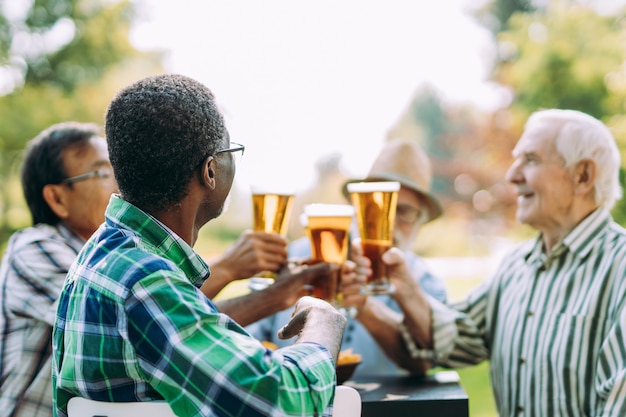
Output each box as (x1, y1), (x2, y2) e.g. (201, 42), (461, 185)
(248, 185), (295, 291)
(303, 204), (355, 307)
(347, 181), (400, 295)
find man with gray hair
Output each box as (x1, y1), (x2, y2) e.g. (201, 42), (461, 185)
(0, 122), (118, 417)
(386, 109), (626, 416)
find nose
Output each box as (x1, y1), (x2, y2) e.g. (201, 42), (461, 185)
(110, 178), (120, 194)
(505, 159), (523, 184)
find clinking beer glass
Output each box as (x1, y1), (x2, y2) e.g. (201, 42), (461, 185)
(347, 181), (400, 295)
(303, 204), (355, 306)
(248, 186), (295, 291)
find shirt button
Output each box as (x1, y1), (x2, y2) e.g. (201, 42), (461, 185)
(527, 311), (534, 317)
(517, 405), (524, 413)
(519, 357), (525, 364)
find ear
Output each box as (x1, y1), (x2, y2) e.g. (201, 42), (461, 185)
(199, 156), (217, 190)
(574, 159), (596, 196)
(42, 184), (70, 220)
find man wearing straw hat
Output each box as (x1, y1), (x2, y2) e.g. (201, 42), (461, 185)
(247, 138), (448, 376)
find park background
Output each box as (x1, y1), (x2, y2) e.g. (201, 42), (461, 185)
(2, 0), (626, 415)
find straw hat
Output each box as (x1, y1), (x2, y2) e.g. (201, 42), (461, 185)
(342, 138), (443, 223)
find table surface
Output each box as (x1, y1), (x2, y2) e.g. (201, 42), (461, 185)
(344, 371), (469, 417)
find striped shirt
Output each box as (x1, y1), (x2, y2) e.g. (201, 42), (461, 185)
(425, 208), (626, 416)
(0, 223), (84, 417)
(52, 195), (337, 417)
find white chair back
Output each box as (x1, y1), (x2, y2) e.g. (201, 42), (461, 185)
(67, 397), (177, 417)
(332, 385), (362, 417)
(68, 388), (360, 417)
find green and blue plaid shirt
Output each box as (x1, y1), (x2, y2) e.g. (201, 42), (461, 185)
(52, 195), (336, 417)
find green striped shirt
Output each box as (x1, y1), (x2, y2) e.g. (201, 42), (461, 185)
(428, 208), (626, 416)
(52, 195), (337, 417)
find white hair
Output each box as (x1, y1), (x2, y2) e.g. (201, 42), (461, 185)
(525, 109), (622, 209)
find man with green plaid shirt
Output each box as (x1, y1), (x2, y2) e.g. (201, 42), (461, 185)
(52, 74), (347, 417)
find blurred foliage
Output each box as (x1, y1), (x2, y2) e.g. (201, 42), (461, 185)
(1, 0), (626, 250)
(0, 0), (163, 244)
(614, 167), (626, 226)
(372, 0), (626, 255)
(1, 0), (137, 92)
(494, 4), (626, 121)
(386, 86), (521, 238)
(472, 0), (537, 34)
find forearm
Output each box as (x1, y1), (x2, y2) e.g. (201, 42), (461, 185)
(394, 287), (433, 350)
(357, 298), (431, 375)
(200, 259), (238, 299)
(295, 311), (346, 363)
(215, 289), (288, 327)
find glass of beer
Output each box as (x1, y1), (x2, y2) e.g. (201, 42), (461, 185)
(248, 185), (295, 291)
(303, 204), (355, 305)
(346, 181), (400, 295)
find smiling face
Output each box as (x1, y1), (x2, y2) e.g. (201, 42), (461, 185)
(505, 120), (579, 237)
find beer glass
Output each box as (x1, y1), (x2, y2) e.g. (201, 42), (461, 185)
(248, 186), (295, 291)
(346, 181), (400, 295)
(303, 204), (355, 305)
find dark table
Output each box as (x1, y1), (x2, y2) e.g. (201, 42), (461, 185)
(344, 371), (469, 417)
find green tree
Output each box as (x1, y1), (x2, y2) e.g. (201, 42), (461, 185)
(1, 0), (139, 92)
(472, 0), (537, 34)
(0, 0), (163, 245)
(495, 5), (625, 120)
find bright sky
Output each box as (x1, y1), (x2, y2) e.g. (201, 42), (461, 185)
(130, 0), (503, 192)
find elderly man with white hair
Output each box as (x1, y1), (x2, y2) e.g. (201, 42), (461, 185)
(386, 109), (626, 416)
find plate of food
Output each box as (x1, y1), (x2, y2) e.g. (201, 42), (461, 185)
(336, 348), (362, 384)
(262, 342), (361, 384)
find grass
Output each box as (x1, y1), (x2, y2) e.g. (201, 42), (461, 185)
(455, 363), (497, 417)
(439, 276), (498, 417)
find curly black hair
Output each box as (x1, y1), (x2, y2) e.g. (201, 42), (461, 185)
(105, 74), (226, 212)
(21, 122), (101, 225)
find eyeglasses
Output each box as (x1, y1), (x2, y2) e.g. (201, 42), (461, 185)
(396, 204), (424, 225)
(61, 167), (114, 185)
(214, 142), (245, 165)
(215, 142), (245, 159)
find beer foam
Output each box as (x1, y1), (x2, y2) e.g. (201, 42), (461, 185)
(304, 203), (355, 217)
(346, 181), (400, 193)
(250, 185), (296, 196)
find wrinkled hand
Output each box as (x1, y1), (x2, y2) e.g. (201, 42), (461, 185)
(214, 230), (288, 282)
(382, 247), (421, 302)
(277, 296), (347, 361)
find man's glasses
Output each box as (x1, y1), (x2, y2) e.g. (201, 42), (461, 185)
(396, 203), (424, 225)
(214, 142), (245, 165)
(62, 167), (114, 185)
